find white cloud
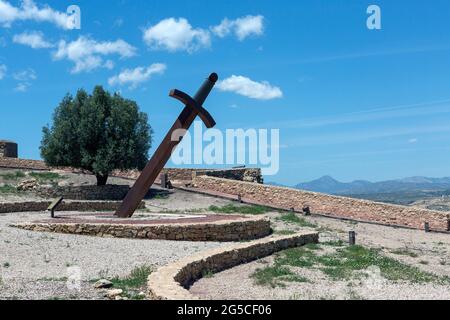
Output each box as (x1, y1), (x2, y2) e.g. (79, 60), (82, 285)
(0, 64), (6, 79)
(12, 68), (36, 92)
(216, 75), (283, 100)
(14, 82), (29, 92)
(212, 15), (264, 40)
(143, 17), (210, 53)
(13, 30), (53, 48)
(408, 138), (418, 144)
(0, 0), (74, 29)
(108, 63), (166, 89)
(12, 68), (36, 81)
(113, 18), (123, 28)
(53, 36), (137, 73)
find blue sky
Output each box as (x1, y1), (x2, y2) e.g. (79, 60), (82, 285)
(1, 0), (450, 185)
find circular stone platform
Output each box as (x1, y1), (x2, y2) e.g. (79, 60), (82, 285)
(11, 212), (271, 242)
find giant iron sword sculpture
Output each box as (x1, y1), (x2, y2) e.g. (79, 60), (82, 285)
(115, 73), (218, 218)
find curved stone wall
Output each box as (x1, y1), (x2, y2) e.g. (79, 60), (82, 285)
(147, 231), (319, 300)
(0, 200), (145, 214)
(12, 217), (271, 242)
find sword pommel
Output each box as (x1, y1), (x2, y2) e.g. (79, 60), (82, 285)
(208, 72), (218, 83)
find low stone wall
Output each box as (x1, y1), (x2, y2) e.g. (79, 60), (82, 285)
(147, 231), (319, 300)
(36, 185), (131, 201)
(200, 168), (263, 184)
(13, 217), (271, 242)
(0, 200), (145, 214)
(114, 167), (263, 184)
(0, 158), (48, 170)
(192, 176), (450, 232)
(0, 158), (263, 184)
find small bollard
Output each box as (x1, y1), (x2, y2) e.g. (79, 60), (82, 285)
(424, 222), (430, 233)
(349, 231), (356, 245)
(290, 207), (295, 212)
(160, 173), (168, 189)
(238, 194), (243, 203)
(302, 206), (311, 216)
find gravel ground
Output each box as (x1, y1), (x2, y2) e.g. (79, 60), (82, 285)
(2, 168), (450, 300)
(0, 186), (234, 300)
(191, 212), (450, 300)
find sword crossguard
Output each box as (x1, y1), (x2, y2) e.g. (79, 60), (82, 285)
(169, 89), (216, 128)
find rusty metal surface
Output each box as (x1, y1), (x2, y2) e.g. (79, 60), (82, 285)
(115, 73), (218, 218)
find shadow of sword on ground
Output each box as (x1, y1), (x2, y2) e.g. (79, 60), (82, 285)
(115, 73), (219, 218)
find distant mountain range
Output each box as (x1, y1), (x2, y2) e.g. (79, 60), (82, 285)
(269, 176), (450, 195)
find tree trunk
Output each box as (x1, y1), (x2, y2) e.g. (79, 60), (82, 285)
(96, 174), (108, 186)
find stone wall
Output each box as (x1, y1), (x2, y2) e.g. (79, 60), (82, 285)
(114, 167), (263, 184)
(192, 176), (450, 232)
(36, 185), (131, 201)
(0, 141), (18, 158)
(13, 217), (271, 242)
(200, 168), (263, 184)
(0, 200), (145, 214)
(0, 158), (263, 184)
(0, 158), (48, 170)
(147, 231), (319, 300)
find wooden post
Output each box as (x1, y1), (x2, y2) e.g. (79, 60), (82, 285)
(47, 197), (64, 218)
(349, 231), (356, 245)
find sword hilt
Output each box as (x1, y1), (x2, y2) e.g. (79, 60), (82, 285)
(169, 72), (218, 128)
(194, 73), (218, 106)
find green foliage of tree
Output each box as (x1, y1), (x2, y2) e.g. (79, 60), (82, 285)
(41, 86), (152, 185)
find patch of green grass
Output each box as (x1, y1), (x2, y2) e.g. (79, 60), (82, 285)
(3, 262), (10, 268)
(316, 245), (445, 283)
(419, 260), (429, 265)
(251, 265), (308, 288)
(276, 247), (317, 268)
(110, 265), (153, 299)
(274, 229), (296, 236)
(28, 172), (62, 182)
(304, 243), (322, 251)
(390, 248), (419, 258)
(202, 270), (214, 278)
(208, 204), (271, 215)
(269, 244), (448, 285)
(0, 185), (17, 194)
(321, 240), (346, 247)
(278, 212), (317, 228)
(0, 171), (26, 180)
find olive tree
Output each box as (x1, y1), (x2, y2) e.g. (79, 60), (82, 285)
(40, 86), (152, 185)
